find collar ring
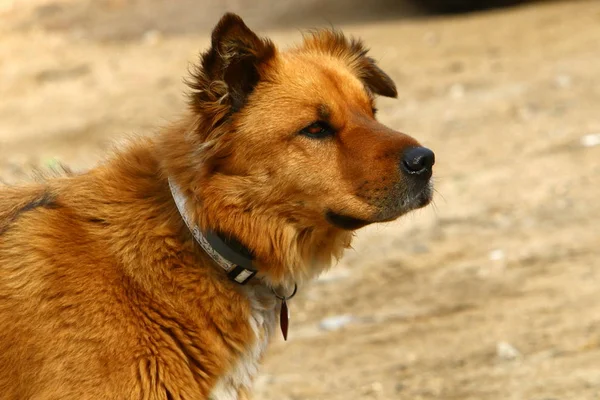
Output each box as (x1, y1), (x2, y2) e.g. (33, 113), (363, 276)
(272, 283), (298, 301)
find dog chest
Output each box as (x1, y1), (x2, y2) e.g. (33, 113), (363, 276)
(209, 288), (278, 400)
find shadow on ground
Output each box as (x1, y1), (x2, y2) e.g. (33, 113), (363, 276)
(5, 0), (534, 41)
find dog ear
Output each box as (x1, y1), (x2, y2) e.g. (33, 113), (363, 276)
(357, 57), (397, 98)
(188, 13), (276, 118)
(302, 30), (397, 98)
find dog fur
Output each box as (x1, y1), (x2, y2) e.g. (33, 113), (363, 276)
(0, 13), (433, 399)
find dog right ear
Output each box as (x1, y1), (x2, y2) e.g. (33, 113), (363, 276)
(188, 13), (276, 122)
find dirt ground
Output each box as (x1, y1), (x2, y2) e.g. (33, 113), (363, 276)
(1, 0), (600, 399)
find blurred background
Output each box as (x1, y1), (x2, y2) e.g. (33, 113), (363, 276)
(1, 0), (599, 398)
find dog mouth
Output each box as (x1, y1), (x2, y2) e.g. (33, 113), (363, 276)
(325, 211), (372, 230)
(391, 182), (434, 214)
(326, 183), (434, 230)
(408, 183), (434, 210)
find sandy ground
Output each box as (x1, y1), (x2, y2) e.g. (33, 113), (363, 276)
(1, 0), (600, 399)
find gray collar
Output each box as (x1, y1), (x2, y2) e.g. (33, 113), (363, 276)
(168, 178), (257, 285)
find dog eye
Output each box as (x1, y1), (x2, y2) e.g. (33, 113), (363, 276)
(300, 121), (334, 139)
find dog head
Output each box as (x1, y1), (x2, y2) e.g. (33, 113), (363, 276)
(166, 13), (434, 283)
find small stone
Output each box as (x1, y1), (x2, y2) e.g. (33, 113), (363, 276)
(516, 105), (535, 121)
(142, 30), (162, 46)
(319, 315), (355, 332)
(554, 74), (572, 89)
(580, 133), (600, 148)
(410, 243), (430, 254)
(496, 341), (522, 360)
(489, 249), (505, 261)
(448, 83), (465, 99)
(362, 381), (383, 396)
(370, 382), (383, 392)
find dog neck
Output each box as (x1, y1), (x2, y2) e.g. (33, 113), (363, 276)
(168, 176), (303, 340)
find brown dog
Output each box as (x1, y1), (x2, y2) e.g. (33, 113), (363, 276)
(0, 13), (434, 399)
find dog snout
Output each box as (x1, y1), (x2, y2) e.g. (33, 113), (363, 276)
(401, 147), (435, 179)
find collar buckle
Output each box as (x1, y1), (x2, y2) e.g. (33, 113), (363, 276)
(227, 265), (257, 285)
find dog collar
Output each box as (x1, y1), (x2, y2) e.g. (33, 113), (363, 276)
(168, 178), (257, 285)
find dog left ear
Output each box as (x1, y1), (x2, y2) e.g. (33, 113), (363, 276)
(357, 57), (398, 98)
(188, 13), (276, 118)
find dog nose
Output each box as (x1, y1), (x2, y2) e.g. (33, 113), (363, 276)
(402, 147), (435, 177)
